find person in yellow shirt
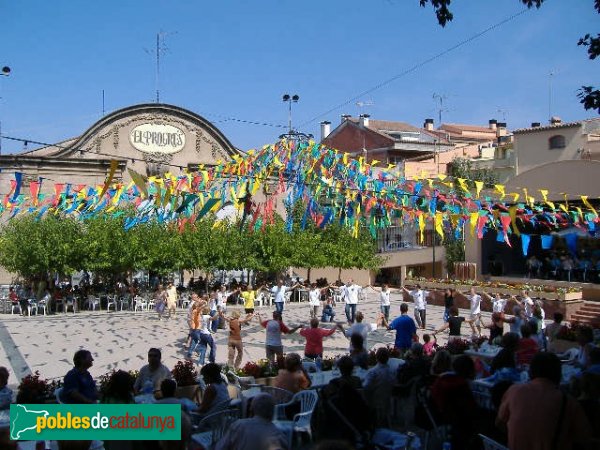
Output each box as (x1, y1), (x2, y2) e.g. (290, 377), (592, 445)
(240, 284), (264, 314)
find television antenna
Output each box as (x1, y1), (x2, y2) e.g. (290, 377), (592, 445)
(496, 107), (508, 122)
(356, 100), (374, 115)
(145, 31), (177, 103)
(432, 93), (448, 125)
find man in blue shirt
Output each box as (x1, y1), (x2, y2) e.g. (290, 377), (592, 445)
(61, 349), (98, 404)
(388, 303), (417, 352)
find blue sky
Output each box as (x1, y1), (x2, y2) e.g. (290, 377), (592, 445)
(0, 0), (598, 153)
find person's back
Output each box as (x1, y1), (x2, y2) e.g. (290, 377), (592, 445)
(498, 353), (591, 450)
(214, 393), (287, 450)
(364, 349), (396, 426)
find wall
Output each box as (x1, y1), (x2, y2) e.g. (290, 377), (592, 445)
(514, 125), (582, 175)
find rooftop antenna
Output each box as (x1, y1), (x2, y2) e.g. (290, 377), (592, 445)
(496, 107), (508, 122)
(548, 69), (556, 122)
(145, 31), (177, 104)
(102, 89), (105, 116)
(356, 100), (374, 116)
(433, 93), (448, 125)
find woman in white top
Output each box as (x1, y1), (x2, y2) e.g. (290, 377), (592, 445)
(308, 284), (332, 319)
(369, 284), (400, 322)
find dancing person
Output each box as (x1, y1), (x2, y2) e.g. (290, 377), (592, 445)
(221, 310), (255, 370)
(387, 303), (418, 353)
(402, 284), (428, 329)
(299, 318), (337, 360)
(432, 306), (476, 342)
(259, 311), (300, 366)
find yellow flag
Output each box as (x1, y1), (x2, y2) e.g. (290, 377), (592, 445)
(418, 214), (425, 243)
(99, 159), (119, 199)
(509, 206), (520, 236)
(435, 212), (444, 241)
(475, 181), (484, 198)
(494, 184), (506, 199)
(511, 193), (520, 203)
(438, 174), (447, 181)
(539, 189), (549, 203)
(469, 212), (478, 237)
(581, 195), (598, 216)
(457, 178), (469, 192)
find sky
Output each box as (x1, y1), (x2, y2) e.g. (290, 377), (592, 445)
(0, 0), (598, 154)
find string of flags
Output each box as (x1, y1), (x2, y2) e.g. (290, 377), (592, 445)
(0, 140), (598, 249)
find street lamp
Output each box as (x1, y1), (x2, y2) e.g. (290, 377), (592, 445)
(279, 94), (313, 142)
(282, 94), (299, 134)
(0, 66), (10, 156)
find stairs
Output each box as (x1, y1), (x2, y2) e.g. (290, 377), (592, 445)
(570, 301), (600, 326)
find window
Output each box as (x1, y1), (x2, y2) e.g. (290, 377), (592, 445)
(549, 135), (566, 149)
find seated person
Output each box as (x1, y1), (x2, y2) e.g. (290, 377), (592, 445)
(364, 348), (396, 427)
(321, 298), (336, 322)
(490, 333), (520, 382)
(198, 363), (230, 415)
(0, 367), (13, 410)
(61, 349), (98, 404)
(101, 370), (135, 404)
(349, 333), (369, 370)
(155, 379), (198, 413)
(214, 393), (287, 450)
(316, 356), (371, 443)
(516, 324), (539, 367)
(133, 348), (172, 395)
(397, 343), (431, 385)
(430, 355), (478, 449)
(272, 353), (311, 393)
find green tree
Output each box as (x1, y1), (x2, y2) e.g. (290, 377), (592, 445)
(419, 0), (600, 113)
(321, 224), (383, 281)
(449, 157), (498, 189)
(0, 215), (85, 282)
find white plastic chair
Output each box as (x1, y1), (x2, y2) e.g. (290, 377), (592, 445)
(479, 434), (509, 450)
(106, 295), (117, 312)
(191, 408), (240, 449)
(273, 389), (319, 448)
(27, 300), (38, 317)
(64, 299), (76, 313)
(119, 296), (130, 311)
(134, 296), (147, 311)
(147, 298), (155, 311)
(86, 295), (100, 311)
(37, 301), (47, 316)
(11, 303), (21, 315)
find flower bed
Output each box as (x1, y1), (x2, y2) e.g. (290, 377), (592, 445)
(407, 278), (582, 301)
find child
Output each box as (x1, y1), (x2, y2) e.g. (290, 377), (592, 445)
(423, 334), (436, 356)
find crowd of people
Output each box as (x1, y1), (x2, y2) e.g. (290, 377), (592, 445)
(2, 276), (599, 449)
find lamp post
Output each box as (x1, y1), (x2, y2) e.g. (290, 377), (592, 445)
(0, 66), (10, 156)
(282, 94), (299, 134)
(279, 94), (312, 142)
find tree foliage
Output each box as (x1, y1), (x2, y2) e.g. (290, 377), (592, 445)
(449, 157), (498, 188)
(0, 210), (383, 282)
(419, 0), (600, 113)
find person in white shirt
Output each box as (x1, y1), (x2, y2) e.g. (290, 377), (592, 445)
(308, 284), (329, 319)
(463, 287), (482, 336)
(520, 290), (534, 318)
(369, 284), (400, 322)
(342, 279), (362, 324)
(402, 284), (428, 329)
(270, 279), (300, 314)
(337, 311), (373, 351)
(217, 285), (229, 313)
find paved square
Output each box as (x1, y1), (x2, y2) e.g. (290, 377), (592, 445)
(0, 291), (490, 385)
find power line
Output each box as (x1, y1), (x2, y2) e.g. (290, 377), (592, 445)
(299, 8), (531, 127)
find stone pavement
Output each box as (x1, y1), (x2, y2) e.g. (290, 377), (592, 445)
(0, 290), (492, 385)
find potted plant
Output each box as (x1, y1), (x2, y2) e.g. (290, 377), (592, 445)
(171, 360), (199, 400)
(17, 371), (55, 403)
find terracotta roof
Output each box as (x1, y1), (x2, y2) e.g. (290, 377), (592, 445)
(440, 123), (497, 134)
(513, 121), (581, 134)
(346, 117), (451, 144)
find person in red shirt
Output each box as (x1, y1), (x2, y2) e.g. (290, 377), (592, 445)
(516, 323), (539, 367)
(299, 318), (338, 359)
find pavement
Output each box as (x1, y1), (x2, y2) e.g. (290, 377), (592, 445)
(0, 290), (492, 386)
